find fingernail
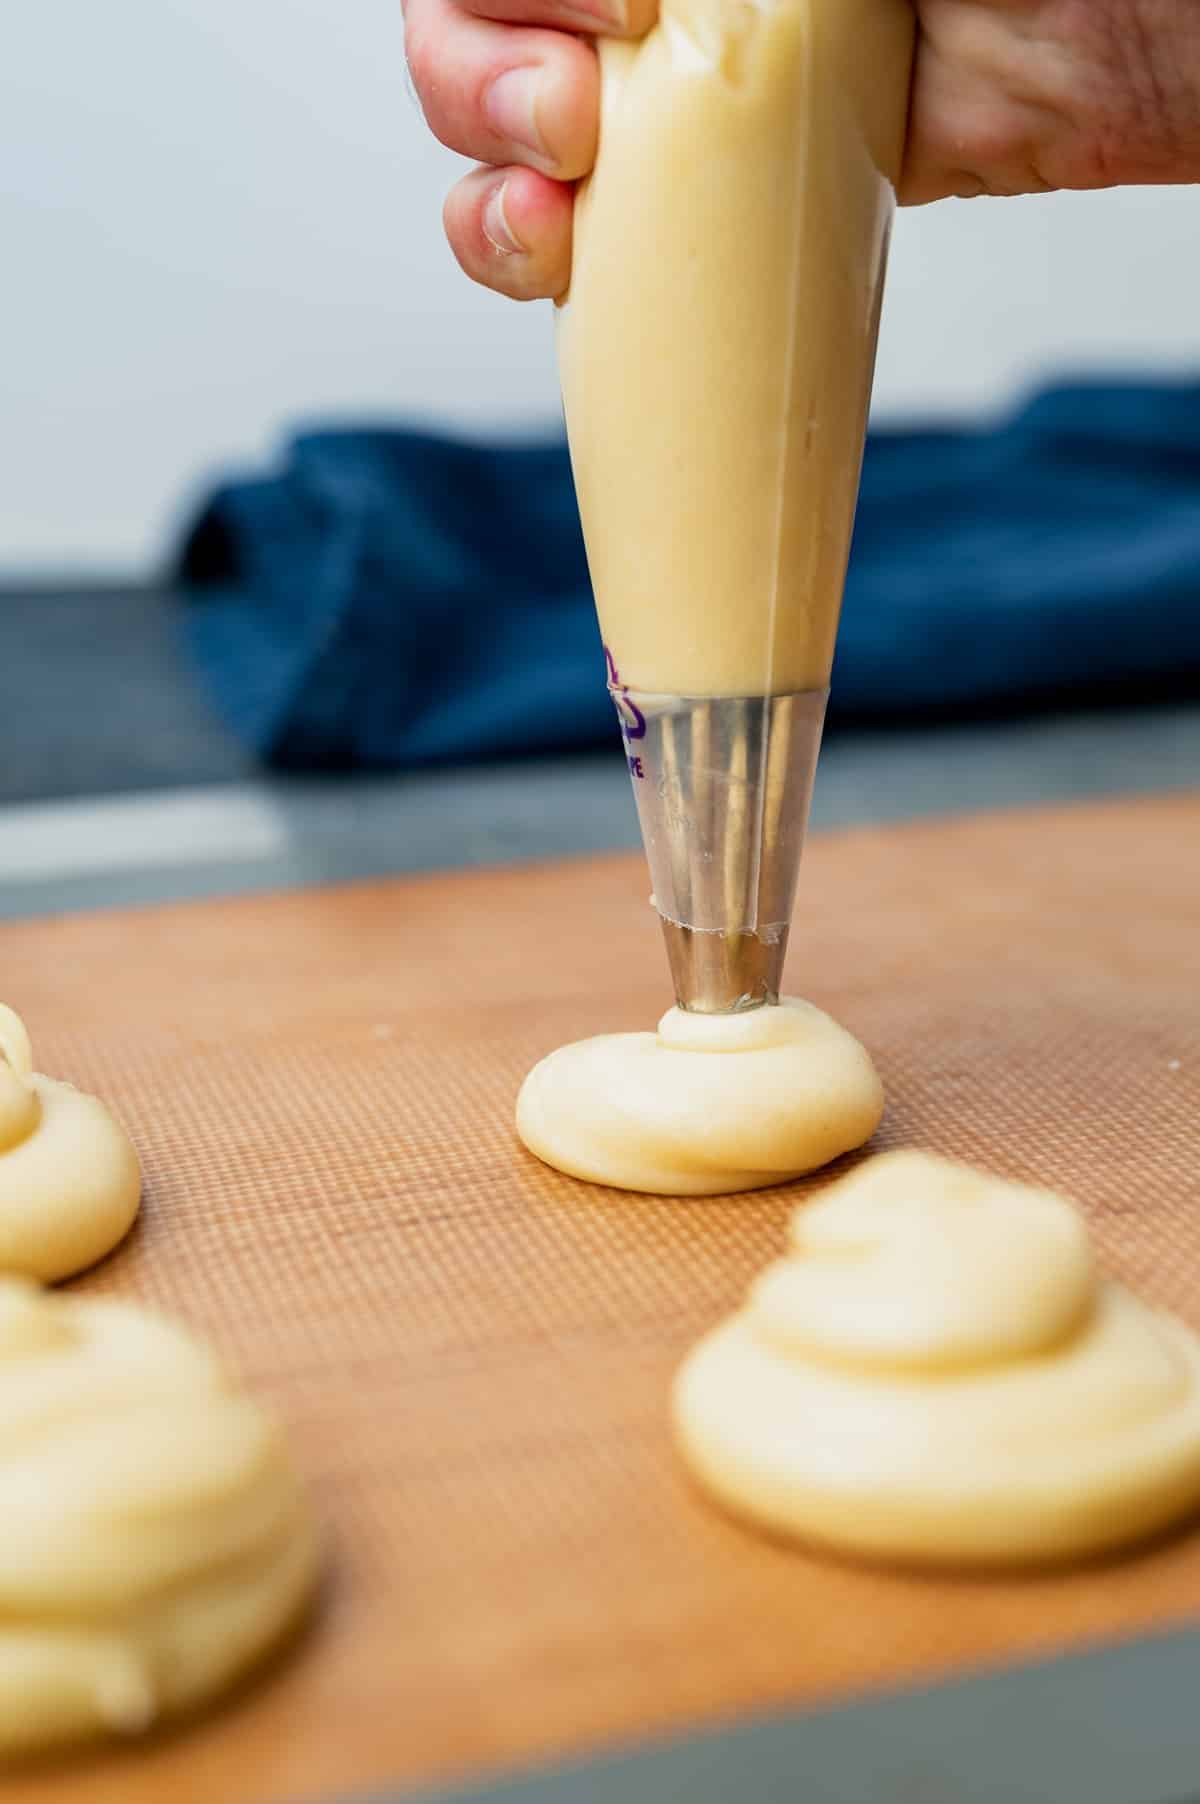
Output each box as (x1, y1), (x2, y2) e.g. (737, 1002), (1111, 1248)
(484, 66), (546, 158)
(562, 0), (626, 26)
(483, 181), (523, 256)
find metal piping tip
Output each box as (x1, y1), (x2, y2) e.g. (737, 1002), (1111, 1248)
(609, 683), (829, 1016)
(660, 921), (787, 1013)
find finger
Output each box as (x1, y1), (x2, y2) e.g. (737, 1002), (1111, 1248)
(899, 147), (989, 204)
(455, 0), (658, 45)
(443, 163), (574, 300)
(898, 27), (982, 203)
(899, 17), (1056, 204)
(407, 0), (599, 180)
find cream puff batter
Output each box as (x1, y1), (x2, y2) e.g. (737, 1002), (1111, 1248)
(0, 1279), (318, 1755)
(0, 1005), (141, 1282)
(558, 0), (914, 697)
(675, 1151), (1200, 1564)
(517, 998), (883, 1194)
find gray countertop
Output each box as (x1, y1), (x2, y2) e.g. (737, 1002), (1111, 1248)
(2, 585), (1197, 922)
(2, 700), (1197, 921)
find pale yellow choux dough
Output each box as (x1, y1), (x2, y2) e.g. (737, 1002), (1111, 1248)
(559, 0), (914, 697)
(516, 998), (884, 1195)
(674, 1151), (1200, 1565)
(0, 1279), (318, 1756)
(0, 1003), (140, 1282)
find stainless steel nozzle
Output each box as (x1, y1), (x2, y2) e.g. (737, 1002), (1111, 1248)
(659, 921), (788, 1013)
(611, 686), (828, 1014)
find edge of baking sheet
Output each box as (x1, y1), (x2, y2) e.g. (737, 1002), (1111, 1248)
(368, 1625), (1200, 1804)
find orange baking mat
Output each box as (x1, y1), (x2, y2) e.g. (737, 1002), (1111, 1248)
(3, 792), (1199, 1803)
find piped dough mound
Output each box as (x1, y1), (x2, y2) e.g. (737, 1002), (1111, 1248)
(0, 1004), (140, 1281)
(516, 998), (884, 1195)
(0, 1279), (318, 1756)
(674, 1151), (1200, 1565)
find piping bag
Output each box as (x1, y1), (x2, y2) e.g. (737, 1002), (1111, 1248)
(556, 0), (914, 1011)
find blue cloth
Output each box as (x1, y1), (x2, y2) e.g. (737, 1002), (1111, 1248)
(177, 380), (1200, 771)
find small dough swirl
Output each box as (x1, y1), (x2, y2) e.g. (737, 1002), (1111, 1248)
(675, 1151), (1200, 1565)
(516, 999), (884, 1195)
(0, 1003), (140, 1281)
(0, 1279), (318, 1756)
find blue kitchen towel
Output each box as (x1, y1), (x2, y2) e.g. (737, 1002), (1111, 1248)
(177, 379), (1200, 770)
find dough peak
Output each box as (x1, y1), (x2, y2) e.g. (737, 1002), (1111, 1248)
(0, 1005), (141, 1282)
(0, 1279), (318, 1755)
(517, 997), (884, 1195)
(756, 1149), (1096, 1370)
(676, 1151), (1200, 1565)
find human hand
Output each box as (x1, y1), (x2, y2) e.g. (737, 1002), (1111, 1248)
(405, 0), (1200, 300)
(403, 0), (653, 300)
(903, 0), (1200, 201)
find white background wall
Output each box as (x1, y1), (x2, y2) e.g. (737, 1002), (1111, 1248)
(2, 0), (1198, 577)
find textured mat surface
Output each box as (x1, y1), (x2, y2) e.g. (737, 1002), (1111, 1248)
(2, 793), (1198, 1803)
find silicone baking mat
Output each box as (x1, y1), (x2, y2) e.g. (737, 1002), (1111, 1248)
(2, 793), (1198, 1804)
